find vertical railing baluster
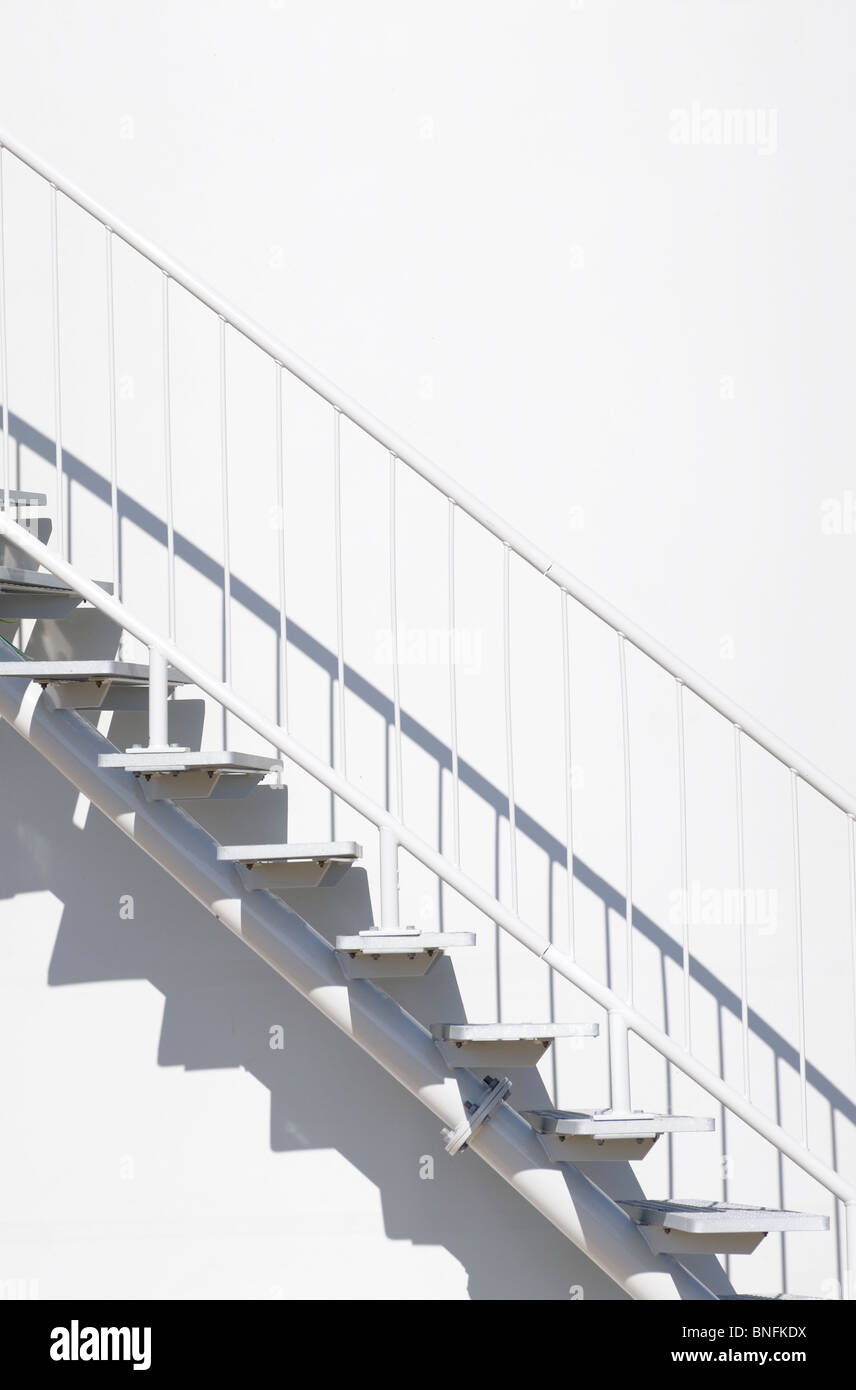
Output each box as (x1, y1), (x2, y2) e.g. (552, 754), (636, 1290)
(218, 316), (232, 745)
(734, 724), (750, 1097)
(0, 146), (9, 511)
(333, 407), (346, 776)
(274, 361), (289, 732)
(162, 274), (176, 641)
(618, 633), (634, 1006)
(448, 498), (460, 862)
(790, 769), (808, 1144)
(502, 543), (518, 914)
(105, 229), (119, 609)
(676, 679), (691, 1048)
(49, 183), (64, 558)
(388, 451), (402, 818)
(849, 815), (856, 1085)
(561, 589), (576, 959)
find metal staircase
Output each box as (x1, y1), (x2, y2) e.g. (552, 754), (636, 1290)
(0, 130), (853, 1300)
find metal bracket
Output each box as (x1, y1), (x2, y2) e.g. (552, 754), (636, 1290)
(443, 1075), (511, 1156)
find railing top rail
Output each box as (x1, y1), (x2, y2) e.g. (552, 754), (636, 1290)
(0, 509), (853, 1207)
(1, 127), (854, 819)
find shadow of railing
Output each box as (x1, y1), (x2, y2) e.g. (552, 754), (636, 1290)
(3, 405), (854, 1294)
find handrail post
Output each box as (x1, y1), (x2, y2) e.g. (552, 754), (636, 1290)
(379, 825), (400, 934)
(147, 646), (171, 751)
(846, 1201), (856, 1300)
(608, 1010), (632, 1114)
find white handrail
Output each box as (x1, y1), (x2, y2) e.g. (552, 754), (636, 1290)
(1, 508), (853, 1212)
(1, 127), (854, 817)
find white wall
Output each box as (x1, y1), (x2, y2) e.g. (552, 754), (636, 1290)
(0, 1), (854, 1300)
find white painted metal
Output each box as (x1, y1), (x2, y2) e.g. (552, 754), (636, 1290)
(432, 1021), (599, 1070)
(0, 566), (88, 619)
(217, 840), (360, 889)
(99, 750), (280, 774)
(145, 646), (173, 751)
(218, 315), (231, 748)
(675, 680), (691, 1049)
(0, 147), (8, 512)
(443, 1076), (512, 1156)
(734, 725), (750, 1097)
(524, 1109), (715, 1137)
(561, 588), (576, 959)
(432, 1023), (600, 1042)
(162, 275), (176, 642)
(0, 491), (47, 507)
(333, 406), (346, 778)
(620, 1199), (829, 1253)
(791, 770), (809, 1144)
(105, 227), (119, 606)
(336, 930), (475, 979)
(274, 361), (288, 732)
(619, 1199), (829, 1234)
(218, 841), (361, 865)
(525, 1108), (714, 1164)
(0, 665), (715, 1300)
(1, 128), (847, 821)
(379, 825), (400, 934)
(337, 930), (474, 954)
(608, 1010), (632, 1114)
(388, 452), (403, 822)
(447, 497), (460, 863)
(49, 182), (64, 559)
(0, 125), (854, 1295)
(0, 658), (183, 684)
(618, 633), (634, 1006)
(0, 513), (852, 1221)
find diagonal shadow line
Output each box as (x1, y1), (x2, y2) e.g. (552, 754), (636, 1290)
(6, 407), (856, 1129)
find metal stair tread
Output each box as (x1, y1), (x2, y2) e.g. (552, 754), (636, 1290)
(0, 566), (113, 596)
(336, 930), (474, 954)
(99, 750), (280, 773)
(431, 1022), (599, 1041)
(218, 841), (361, 864)
(617, 1199), (829, 1234)
(523, 1108), (714, 1137)
(0, 490), (47, 507)
(0, 660), (187, 684)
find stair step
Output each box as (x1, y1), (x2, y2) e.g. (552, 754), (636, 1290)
(618, 1199), (829, 1255)
(335, 929), (475, 979)
(99, 750), (281, 801)
(217, 841), (361, 888)
(0, 490), (47, 508)
(0, 566), (112, 618)
(0, 660), (188, 708)
(432, 1022), (598, 1069)
(523, 1108), (714, 1162)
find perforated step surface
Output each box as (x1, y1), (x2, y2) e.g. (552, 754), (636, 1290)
(0, 566), (113, 618)
(0, 566), (79, 595)
(618, 1199), (829, 1255)
(618, 1200), (828, 1234)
